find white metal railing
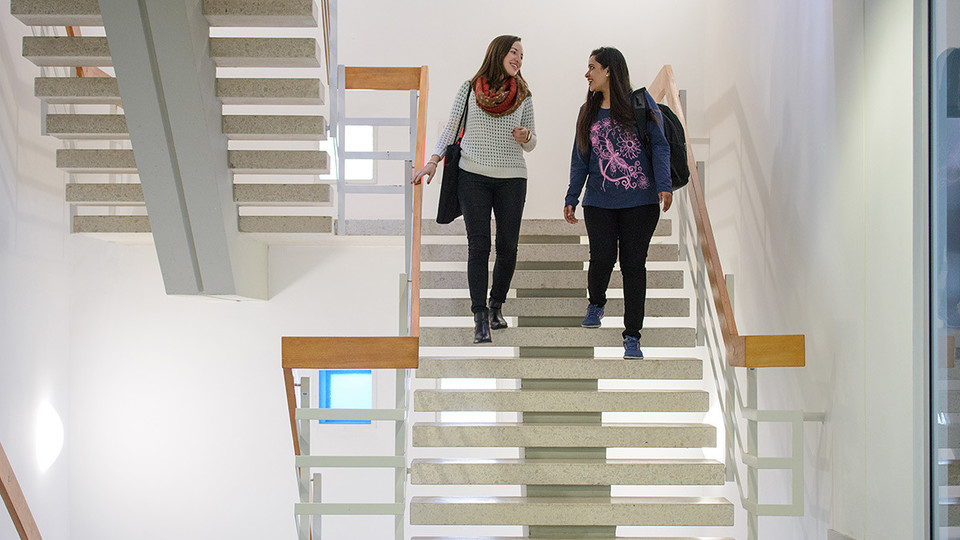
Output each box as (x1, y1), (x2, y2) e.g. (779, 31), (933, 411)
(674, 182), (825, 539)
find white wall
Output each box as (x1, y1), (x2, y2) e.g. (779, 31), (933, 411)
(703, 1), (919, 539)
(0, 2), (73, 537)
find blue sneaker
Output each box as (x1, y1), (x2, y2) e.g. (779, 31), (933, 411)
(581, 304), (604, 328)
(623, 335), (644, 358)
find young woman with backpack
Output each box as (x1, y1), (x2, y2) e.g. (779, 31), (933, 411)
(563, 46), (672, 358)
(413, 35), (537, 344)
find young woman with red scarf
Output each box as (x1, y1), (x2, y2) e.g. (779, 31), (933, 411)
(413, 35), (537, 344)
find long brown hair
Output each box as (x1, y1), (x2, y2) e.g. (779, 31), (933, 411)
(576, 46), (653, 154)
(470, 35), (530, 96)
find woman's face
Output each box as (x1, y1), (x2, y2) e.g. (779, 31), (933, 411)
(585, 56), (609, 93)
(502, 41), (524, 77)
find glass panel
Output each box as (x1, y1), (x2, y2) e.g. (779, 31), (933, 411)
(931, 2), (960, 537)
(318, 369), (372, 425)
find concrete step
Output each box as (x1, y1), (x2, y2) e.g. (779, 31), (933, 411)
(46, 114), (127, 140)
(229, 150), (329, 174)
(57, 149), (330, 174)
(22, 36), (111, 67)
(71, 215), (333, 234)
(65, 183), (331, 206)
(216, 78), (324, 105)
(66, 183), (143, 205)
(233, 184), (330, 205)
(11, 0), (101, 26)
(420, 269), (683, 290)
(203, 0), (318, 27)
(209, 37), (320, 67)
(35, 77), (121, 105)
(420, 297), (690, 318)
(418, 327), (696, 348)
(422, 218), (671, 238)
(34, 77), (325, 106)
(412, 422), (716, 448)
(409, 496), (734, 526)
(73, 215), (149, 233)
(337, 219), (406, 235)
(57, 149), (136, 174)
(421, 243), (678, 263)
(238, 216), (332, 233)
(12, 0), (318, 27)
(415, 357), (702, 380)
(414, 390), (709, 413)
(222, 115), (326, 140)
(410, 458), (726, 486)
(411, 537), (734, 540)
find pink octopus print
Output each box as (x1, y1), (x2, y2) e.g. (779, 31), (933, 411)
(590, 118), (649, 190)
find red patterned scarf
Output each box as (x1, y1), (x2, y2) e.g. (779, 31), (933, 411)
(474, 76), (529, 117)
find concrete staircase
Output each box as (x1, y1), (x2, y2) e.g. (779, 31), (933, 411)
(12, 0), (333, 239)
(410, 218), (735, 538)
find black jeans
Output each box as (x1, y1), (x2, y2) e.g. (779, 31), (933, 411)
(582, 204), (661, 339)
(458, 169), (527, 314)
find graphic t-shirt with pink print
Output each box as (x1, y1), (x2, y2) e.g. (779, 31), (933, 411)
(566, 105), (671, 210)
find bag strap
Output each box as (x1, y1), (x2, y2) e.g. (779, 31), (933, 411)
(455, 88), (470, 143)
(631, 87), (650, 143)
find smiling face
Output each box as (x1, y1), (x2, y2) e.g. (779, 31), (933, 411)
(585, 55), (609, 93)
(502, 41), (524, 77)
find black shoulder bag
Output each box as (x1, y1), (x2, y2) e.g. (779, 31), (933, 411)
(436, 91), (469, 224)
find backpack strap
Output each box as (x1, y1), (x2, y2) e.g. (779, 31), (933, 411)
(631, 87), (653, 161)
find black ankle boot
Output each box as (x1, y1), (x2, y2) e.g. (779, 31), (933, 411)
(488, 300), (508, 330)
(473, 309), (492, 344)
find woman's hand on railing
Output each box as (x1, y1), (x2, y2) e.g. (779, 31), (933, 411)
(659, 191), (673, 212)
(563, 205), (578, 224)
(412, 161), (437, 185)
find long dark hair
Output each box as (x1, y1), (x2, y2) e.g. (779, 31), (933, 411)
(576, 46), (650, 154)
(470, 35), (530, 96)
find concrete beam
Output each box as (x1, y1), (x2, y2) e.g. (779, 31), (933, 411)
(98, 0), (266, 298)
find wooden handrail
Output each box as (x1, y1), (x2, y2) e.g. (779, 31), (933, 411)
(411, 66), (427, 337)
(647, 65), (804, 368)
(320, 0), (330, 85)
(1, 441), (43, 540)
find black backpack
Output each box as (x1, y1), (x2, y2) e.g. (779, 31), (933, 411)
(631, 88), (690, 189)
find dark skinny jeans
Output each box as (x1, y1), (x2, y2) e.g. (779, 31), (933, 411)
(458, 169), (527, 314)
(582, 204), (661, 339)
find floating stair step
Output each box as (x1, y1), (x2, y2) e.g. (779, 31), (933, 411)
(23, 36), (111, 67)
(222, 115), (326, 140)
(209, 37), (320, 67)
(296, 455), (406, 468)
(46, 114), (127, 139)
(411, 537), (734, 540)
(412, 422), (716, 448)
(418, 327), (696, 348)
(295, 502), (404, 516)
(233, 184), (330, 205)
(410, 458), (725, 486)
(238, 216), (332, 233)
(422, 218), (671, 237)
(421, 243), (678, 263)
(11, 0), (102, 26)
(229, 150), (329, 174)
(216, 78), (324, 105)
(416, 357), (703, 380)
(409, 496), (734, 526)
(66, 183), (143, 205)
(57, 149), (135, 173)
(35, 77), (121, 105)
(338, 219), (406, 235)
(414, 390), (709, 413)
(420, 269), (683, 290)
(73, 215), (149, 233)
(420, 297), (690, 318)
(203, 0), (318, 27)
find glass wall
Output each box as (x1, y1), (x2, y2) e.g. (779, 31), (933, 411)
(932, 2), (960, 538)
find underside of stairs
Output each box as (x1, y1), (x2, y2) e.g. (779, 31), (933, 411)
(408, 218), (736, 539)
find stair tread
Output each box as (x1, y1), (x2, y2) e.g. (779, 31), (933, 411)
(222, 114), (327, 140)
(413, 423), (716, 448)
(410, 457), (726, 486)
(35, 77), (121, 105)
(421, 218), (671, 237)
(415, 356), (703, 380)
(209, 37), (320, 67)
(414, 389), (709, 413)
(421, 243), (678, 263)
(11, 0), (101, 26)
(419, 326), (696, 348)
(410, 537), (734, 540)
(420, 297), (690, 318)
(22, 36), (111, 67)
(420, 269), (683, 290)
(65, 183), (331, 206)
(203, 0), (318, 27)
(217, 78), (324, 104)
